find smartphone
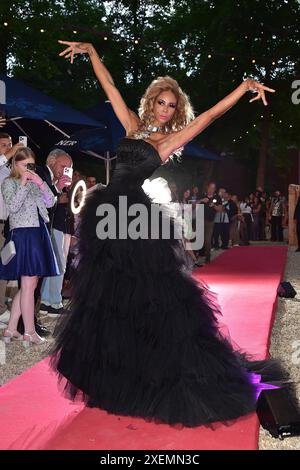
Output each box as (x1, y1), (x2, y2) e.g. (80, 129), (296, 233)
(63, 166), (73, 185)
(26, 163), (36, 171)
(19, 136), (28, 147)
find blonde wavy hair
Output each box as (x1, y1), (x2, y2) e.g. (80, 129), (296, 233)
(10, 147), (35, 179)
(129, 76), (195, 158)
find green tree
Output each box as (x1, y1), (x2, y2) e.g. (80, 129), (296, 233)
(0, 0), (108, 107)
(153, 0), (300, 188)
(1, 0), (300, 187)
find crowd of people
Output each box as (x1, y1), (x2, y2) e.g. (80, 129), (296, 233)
(169, 181), (289, 266)
(0, 132), (98, 343)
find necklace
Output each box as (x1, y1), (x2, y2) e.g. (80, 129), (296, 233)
(131, 124), (184, 161)
(131, 124), (165, 140)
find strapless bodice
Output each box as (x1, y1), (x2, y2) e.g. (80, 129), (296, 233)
(110, 138), (162, 187)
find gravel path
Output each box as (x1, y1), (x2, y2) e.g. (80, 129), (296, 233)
(259, 246), (300, 450)
(0, 244), (299, 450)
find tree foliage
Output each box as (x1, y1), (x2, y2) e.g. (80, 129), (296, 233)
(1, 0), (300, 185)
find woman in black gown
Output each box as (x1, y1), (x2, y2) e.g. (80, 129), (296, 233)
(51, 40), (281, 427)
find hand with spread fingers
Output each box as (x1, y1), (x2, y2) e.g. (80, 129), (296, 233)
(244, 78), (275, 106)
(58, 40), (94, 64)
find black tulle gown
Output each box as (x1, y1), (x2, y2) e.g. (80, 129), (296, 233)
(50, 137), (282, 427)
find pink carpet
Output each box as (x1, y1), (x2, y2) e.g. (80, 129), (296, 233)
(0, 246), (287, 450)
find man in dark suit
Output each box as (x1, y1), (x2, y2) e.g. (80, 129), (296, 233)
(294, 195), (300, 252)
(36, 150), (72, 228)
(37, 149), (73, 317)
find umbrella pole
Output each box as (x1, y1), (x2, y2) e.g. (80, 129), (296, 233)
(44, 120), (70, 138)
(106, 151), (110, 185)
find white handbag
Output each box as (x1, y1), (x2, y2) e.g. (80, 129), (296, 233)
(1, 239), (16, 265)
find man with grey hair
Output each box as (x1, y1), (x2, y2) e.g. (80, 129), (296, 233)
(35, 149), (73, 317)
(41, 149), (73, 198)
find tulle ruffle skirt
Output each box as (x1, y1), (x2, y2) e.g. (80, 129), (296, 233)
(50, 183), (284, 427)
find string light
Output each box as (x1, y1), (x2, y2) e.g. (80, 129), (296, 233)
(231, 118), (295, 145)
(46, 22), (293, 67)
(4, 21), (289, 69)
(15, 23), (289, 67)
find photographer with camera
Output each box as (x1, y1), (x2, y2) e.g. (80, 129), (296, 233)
(240, 196), (253, 244)
(200, 182), (222, 263)
(0, 147), (59, 346)
(213, 189), (231, 250)
(269, 190), (285, 242)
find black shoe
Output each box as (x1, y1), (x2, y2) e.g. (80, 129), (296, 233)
(35, 322), (51, 337)
(39, 303), (50, 314)
(47, 305), (68, 318)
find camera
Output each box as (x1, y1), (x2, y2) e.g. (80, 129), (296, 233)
(19, 136), (28, 147)
(63, 167), (73, 186)
(26, 163), (36, 171)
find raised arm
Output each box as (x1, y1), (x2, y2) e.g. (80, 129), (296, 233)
(158, 78), (275, 161)
(58, 41), (139, 133)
